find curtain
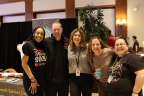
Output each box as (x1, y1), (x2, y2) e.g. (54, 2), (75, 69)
(0, 18), (78, 73)
(60, 18), (78, 38)
(0, 21), (32, 72)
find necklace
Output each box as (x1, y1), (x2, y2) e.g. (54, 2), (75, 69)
(74, 46), (81, 68)
(110, 57), (123, 75)
(113, 57), (123, 67)
(108, 56), (124, 83)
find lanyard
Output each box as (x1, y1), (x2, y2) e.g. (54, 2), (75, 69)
(111, 57), (123, 75)
(113, 57), (123, 66)
(74, 47), (81, 68)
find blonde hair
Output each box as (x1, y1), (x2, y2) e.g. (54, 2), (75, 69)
(69, 28), (87, 51)
(87, 36), (109, 63)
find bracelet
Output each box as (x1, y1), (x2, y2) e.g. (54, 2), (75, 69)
(31, 79), (37, 83)
(133, 91), (138, 94)
(30, 77), (35, 80)
(31, 78), (36, 81)
(29, 76), (34, 80)
(31, 81), (36, 83)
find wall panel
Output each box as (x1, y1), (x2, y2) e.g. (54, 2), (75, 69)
(3, 15), (25, 22)
(115, 0), (127, 38)
(76, 0), (115, 7)
(36, 12), (66, 19)
(78, 9), (115, 36)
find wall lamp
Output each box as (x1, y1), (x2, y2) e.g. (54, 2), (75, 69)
(116, 19), (126, 27)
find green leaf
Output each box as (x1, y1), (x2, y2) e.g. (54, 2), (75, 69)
(78, 4), (110, 42)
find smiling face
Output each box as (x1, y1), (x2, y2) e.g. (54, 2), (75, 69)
(114, 39), (129, 57)
(91, 38), (102, 55)
(33, 28), (45, 43)
(72, 31), (81, 46)
(52, 22), (63, 41)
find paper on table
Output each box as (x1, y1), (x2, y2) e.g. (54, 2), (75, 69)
(2, 73), (23, 77)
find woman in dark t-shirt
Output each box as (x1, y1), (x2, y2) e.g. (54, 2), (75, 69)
(22, 27), (47, 96)
(108, 38), (144, 96)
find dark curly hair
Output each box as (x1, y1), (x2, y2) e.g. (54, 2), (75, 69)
(27, 27), (46, 43)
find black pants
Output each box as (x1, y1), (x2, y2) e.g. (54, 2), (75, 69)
(45, 81), (69, 96)
(69, 73), (94, 96)
(108, 89), (143, 96)
(98, 81), (108, 96)
(23, 75), (45, 96)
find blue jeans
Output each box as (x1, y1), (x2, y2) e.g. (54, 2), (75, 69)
(23, 74), (46, 96)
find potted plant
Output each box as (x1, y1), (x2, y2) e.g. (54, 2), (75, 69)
(78, 4), (110, 43)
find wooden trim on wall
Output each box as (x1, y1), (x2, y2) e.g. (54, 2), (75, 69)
(33, 13), (37, 19)
(0, 4), (115, 17)
(25, 0), (33, 21)
(0, 0), (24, 4)
(35, 9), (65, 14)
(0, 12), (25, 16)
(0, 0), (33, 21)
(76, 4), (115, 10)
(66, 0), (75, 18)
(0, 0), (33, 4)
(0, 4), (116, 22)
(0, 16), (3, 23)
(115, 0), (127, 38)
(0, 9), (66, 17)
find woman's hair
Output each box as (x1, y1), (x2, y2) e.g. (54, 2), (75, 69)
(87, 36), (109, 63)
(26, 27), (45, 43)
(69, 28), (87, 51)
(115, 38), (135, 53)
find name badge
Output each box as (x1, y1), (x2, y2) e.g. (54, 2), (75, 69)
(107, 75), (113, 83)
(76, 68), (80, 76)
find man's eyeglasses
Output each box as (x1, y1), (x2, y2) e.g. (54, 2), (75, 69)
(115, 43), (126, 47)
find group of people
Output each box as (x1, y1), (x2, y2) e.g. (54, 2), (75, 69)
(17, 21), (144, 96)
(108, 31), (140, 54)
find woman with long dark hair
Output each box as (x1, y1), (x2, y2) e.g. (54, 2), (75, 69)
(21, 27), (47, 96)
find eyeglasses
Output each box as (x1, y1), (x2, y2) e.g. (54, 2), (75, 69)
(115, 43), (126, 47)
